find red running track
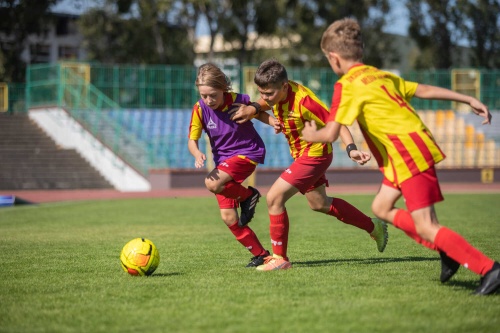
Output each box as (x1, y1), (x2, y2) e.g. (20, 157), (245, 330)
(1, 183), (499, 204)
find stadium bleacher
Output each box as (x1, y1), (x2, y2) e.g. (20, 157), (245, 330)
(106, 109), (499, 170)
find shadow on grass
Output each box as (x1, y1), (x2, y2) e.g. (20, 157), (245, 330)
(445, 279), (481, 292)
(150, 272), (183, 277)
(294, 257), (493, 294)
(293, 256), (439, 267)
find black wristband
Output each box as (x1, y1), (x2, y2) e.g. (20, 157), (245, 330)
(346, 143), (358, 158)
(250, 102), (262, 115)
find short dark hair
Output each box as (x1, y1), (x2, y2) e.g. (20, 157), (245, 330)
(254, 59), (288, 88)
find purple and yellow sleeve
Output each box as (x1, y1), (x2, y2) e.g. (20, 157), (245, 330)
(188, 103), (203, 140)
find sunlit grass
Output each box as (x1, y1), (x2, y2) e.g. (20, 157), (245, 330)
(0, 194), (499, 332)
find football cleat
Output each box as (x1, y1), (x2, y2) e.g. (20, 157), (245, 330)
(256, 254), (292, 271)
(474, 261), (500, 295)
(246, 250), (270, 268)
(439, 251), (460, 283)
(239, 186), (261, 227)
(370, 218), (389, 253)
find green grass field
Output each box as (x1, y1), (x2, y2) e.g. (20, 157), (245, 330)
(1, 193), (499, 333)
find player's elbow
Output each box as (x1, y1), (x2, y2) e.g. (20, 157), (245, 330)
(329, 133), (339, 143)
(326, 129), (339, 143)
(324, 122), (341, 143)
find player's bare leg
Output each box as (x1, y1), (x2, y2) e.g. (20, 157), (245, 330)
(206, 167), (260, 226)
(372, 184), (459, 282)
(266, 177), (298, 215)
(205, 168), (233, 194)
(371, 184), (401, 224)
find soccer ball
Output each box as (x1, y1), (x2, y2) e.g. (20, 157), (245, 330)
(120, 238), (160, 276)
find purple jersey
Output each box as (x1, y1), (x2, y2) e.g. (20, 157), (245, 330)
(194, 93), (266, 165)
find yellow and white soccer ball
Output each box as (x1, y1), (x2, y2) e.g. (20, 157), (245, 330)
(120, 238), (160, 276)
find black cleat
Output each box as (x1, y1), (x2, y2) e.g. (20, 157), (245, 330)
(440, 251), (460, 283)
(239, 186), (261, 227)
(246, 250), (270, 268)
(474, 261), (500, 295)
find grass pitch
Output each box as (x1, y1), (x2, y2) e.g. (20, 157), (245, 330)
(0, 193), (499, 333)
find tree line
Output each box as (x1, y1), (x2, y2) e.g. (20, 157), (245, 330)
(0, 0), (499, 82)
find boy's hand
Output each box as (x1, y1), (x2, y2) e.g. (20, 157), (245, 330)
(271, 118), (282, 134)
(349, 150), (371, 166)
(229, 103), (256, 123)
(470, 99), (492, 125)
(301, 120), (318, 141)
(194, 153), (206, 168)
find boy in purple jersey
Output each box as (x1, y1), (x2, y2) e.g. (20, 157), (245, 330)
(188, 63), (280, 267)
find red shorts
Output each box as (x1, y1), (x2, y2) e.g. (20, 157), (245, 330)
(280, 153), (332, 194)
(383, 166), (444, 212)
(215, 155), (257, 209)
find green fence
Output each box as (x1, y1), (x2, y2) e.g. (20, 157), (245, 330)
(13, 63), (500, 112)
(89, 64), (200, 109)
(16, 63), (500, 175)
(6, 83), (27, 113)
(87, 66), (500, 111)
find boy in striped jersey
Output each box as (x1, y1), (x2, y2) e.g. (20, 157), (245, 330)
(232, 59), (389, 271)
(302, 18), (499, 295)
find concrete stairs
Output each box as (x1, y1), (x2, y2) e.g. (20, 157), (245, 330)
(0, 113), (113, 190)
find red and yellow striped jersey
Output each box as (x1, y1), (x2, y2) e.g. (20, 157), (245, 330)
(273, 81), (332, 159)
(328, 64), (445, 185)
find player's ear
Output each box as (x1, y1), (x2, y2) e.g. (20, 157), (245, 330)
(329, 52), (339, 62)
(282, 81), (288, 91)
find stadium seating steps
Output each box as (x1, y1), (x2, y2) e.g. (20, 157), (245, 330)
(107, 108), (499, 170)
(0, 113), (113, 190)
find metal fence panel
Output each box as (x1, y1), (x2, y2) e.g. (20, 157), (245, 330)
(19, 63), (500, 175)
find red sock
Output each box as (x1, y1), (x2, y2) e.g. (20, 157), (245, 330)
(269, 210), (289, 260)
(219, 181), (252, 201)
(393, 209), (438, 251)
(328, 198), (373, 233)
(228, 221), (267, 257)
(434, 227), (495, 275)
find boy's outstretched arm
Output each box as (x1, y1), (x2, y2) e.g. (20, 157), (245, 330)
(338, 125), (371, 165)
(229, 99), (270, 124)
(301, 120), (342, 143)
(415, 84), (492, 125)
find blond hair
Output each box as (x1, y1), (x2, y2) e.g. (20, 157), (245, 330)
(195, 63), (232, 92)
(320, 18), (363, 61)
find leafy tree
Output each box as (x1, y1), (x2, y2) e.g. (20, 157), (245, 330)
(407, 0), (500, 69)
(407, 0), (461, 69)
(78, 0), (194, 64)
(456, 0), (500, 68)
(187, 0), (392, 68)
(193, 0), (279, 65)
(184, 0), (223, 62)
(0, 0), (61, 81)
(286, 0), (393, 68)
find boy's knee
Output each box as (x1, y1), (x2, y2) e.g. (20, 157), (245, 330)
(308, 201), (327, 213)
(371, 202), (388, 220)
(266, 195), (275, 207)
(413, 218), (440, 241)
(205, 178), (220, 193)
(266, 193), (285, 212)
